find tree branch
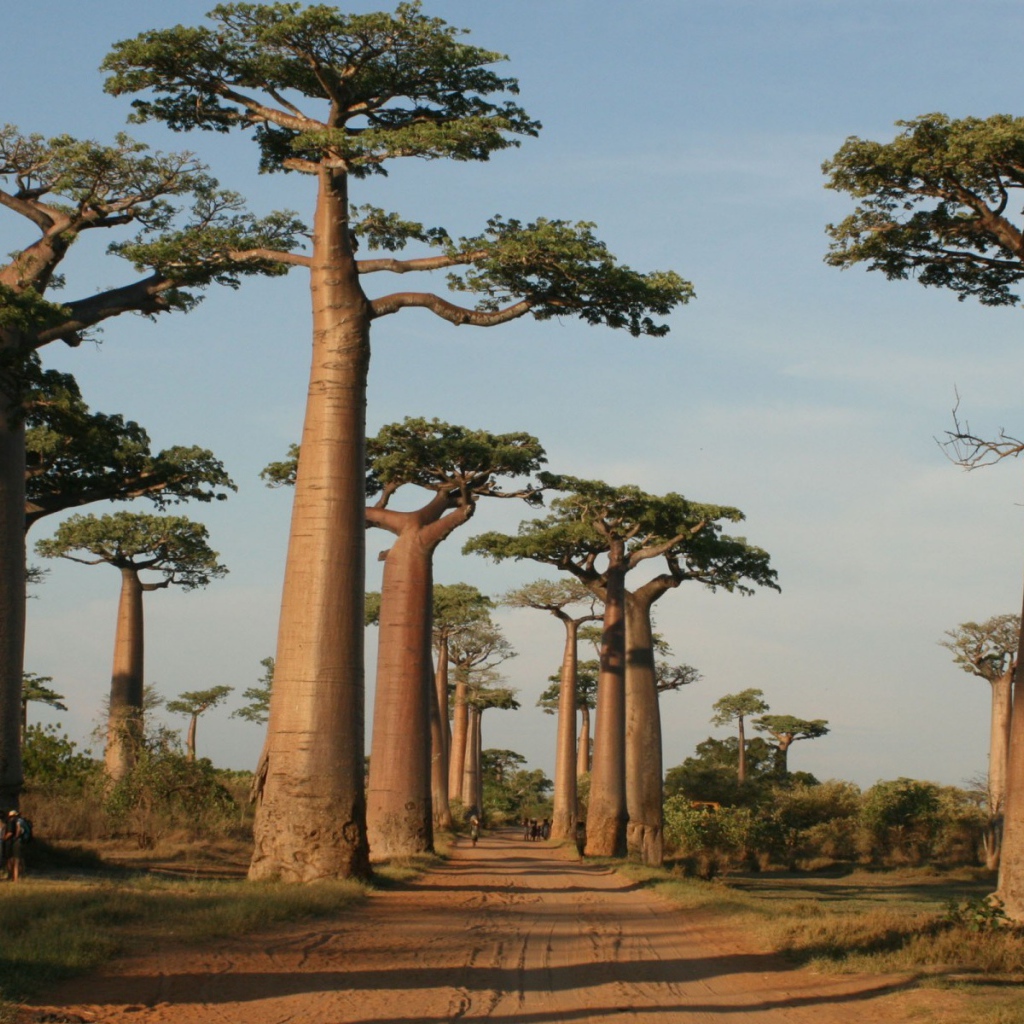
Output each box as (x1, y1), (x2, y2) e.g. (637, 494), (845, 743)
(369, 291), (534, 325)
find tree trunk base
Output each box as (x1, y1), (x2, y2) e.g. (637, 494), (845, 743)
(585, 811), (626, 858)
(367, 806), (434, 862)
(626, 821), (663, 866)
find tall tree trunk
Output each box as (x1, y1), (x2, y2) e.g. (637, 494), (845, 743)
(366, 530), (434, 859)
(250, 167), (371, 882)
(449, 671), (469, 804)
(774, 739), (791, 776)
(429, 664), (452, 830)
(106, 567), (145, 783)
(624, 590), (663, 866)
(462, 706), (482, 818)
(577, 705), (591, 778)
(586, 540), (627, 858)
(0, 396), (25, 812)
(737, 715), (748, 784)
(987, 671), (1013, 870)
(551, 616), (579, 841)
(185, 714), (197, 762)
(432, 639), (452, 829)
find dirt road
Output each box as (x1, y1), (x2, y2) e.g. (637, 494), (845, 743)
(37, 829), (950, 1023)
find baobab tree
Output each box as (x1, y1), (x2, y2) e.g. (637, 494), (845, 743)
(824, 111), (1024, 919)
(941, 614), (1019, 869)
(431, 584), (493, 829)
(753, 714), (829, 776)
(35, 512), (226, 781)
(166, 685), (234, 761)
(104, 2), (692, 880)
(0, 127), (294, 812)
(711, 689), (770, 786)
(25, 368), (234, 532)
(447, 619), (516, 807)
(504, 579), (600, 840)
(467, 477), (777, 863)
(462, 675), (519, 820)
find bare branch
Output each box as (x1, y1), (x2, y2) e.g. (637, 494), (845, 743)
(939, 388), (1024, 468)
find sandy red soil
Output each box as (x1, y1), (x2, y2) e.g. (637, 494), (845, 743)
(31, 829), (956, 1023)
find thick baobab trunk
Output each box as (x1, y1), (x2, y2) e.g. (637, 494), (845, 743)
(551, 618), (579, 841)
(105, 568), (145, 783)
(586, 542), (627, 858)
(462, 706), (482, 818)
(998, 571), (1024, 916)
(449, 672), (469, 804)
(366, 531), (433, 859)
(432, 641), (452, 829)
(773, 739), (792, 776)
(0, 398), (24, 812)
(577, 706), (591, 778)
(624, 591), (663, 866)
(250, 168), (371, 882)
(986, 671), (1013, 870)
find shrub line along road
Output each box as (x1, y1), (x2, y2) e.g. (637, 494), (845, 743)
(38, 829), (948, 1023)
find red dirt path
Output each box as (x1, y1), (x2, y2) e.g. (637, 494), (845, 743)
(33, 829), (956, 1023)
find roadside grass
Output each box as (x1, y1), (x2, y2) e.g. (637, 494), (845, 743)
(0, 843), (367, 1016)
(617, 861), (1023, 1022)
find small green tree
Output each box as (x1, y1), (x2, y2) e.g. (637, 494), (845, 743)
(753, 714), (829, 776)
(20, 672), (66, 744)
(233, 657), (274, 726)
(711, 689), (770, 785)
(36, 512), (227, 782)
(166, 685), (235, 761)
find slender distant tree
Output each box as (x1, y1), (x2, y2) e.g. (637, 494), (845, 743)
(166, 685), (234, 761)
(468, 477), (777, 863)
(432, 584), (493, 829)
(753, 714), (829, 775)
(463, 676), (519, 820)
(824, 112), (1024, 917)
(447, 619), (516, 807)
(504, 579), (600, 840)
(538, 659), (599, 780)
(711, 689), (770, 785)
(24, 369), (235, 532)
(232, 656), (275, 726)
(20, 672), (66, 744)
(0, 126), (295, 813)
(35, 512), (226, 781)
(941, 614), (1019, 869)
(104, 2), (692, 880)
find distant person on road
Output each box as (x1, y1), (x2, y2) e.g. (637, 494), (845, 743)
(470, 815), (480, 846)
(575, 820), (586, 860)
(522, 817), (530, 841)
(3, 810), (27, 881)
(541, 818), (551, 840)
(530, 819), (540, 841)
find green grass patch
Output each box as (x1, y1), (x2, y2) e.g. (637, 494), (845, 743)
(0, 872), (366, 1009)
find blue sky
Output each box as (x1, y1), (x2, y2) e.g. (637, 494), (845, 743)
(7, 1), (1024, 791)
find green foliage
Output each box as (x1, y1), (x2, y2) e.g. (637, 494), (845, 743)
(21, 672), (67, 717)
(860, 778), (943, 864)
(537, 659), (599, 714)
(447, 216), (693, 336)
(941, 613), (1019, 683)
(942, 895), (1010, 933)
(166, 685), (234, 718)
(824, 112), (1024, 306)
(35, 511), (227, 590)
(22, 724), (97, 792)
(481, 748), (552, 821)
(232, 656), (274, 725)
(103, 2), (539, 175)
(25, 367), (235, 528)
(710, 688), (770, 728)
(665, 736), (778, 807)
(663, 797), (781, 877)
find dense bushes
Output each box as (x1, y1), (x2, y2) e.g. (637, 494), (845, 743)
(20, 722), (250, 847)
(663, 777), (987, 875)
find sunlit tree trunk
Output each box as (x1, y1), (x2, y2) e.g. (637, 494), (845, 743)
(551, 616), (579, 841)
(0, 396), (25, 811)
(366, 530), (433, 859)
(462, 706), (482, 818)
(737, 713), (749, 784)
(577, 706), (591, 778)
(999, 570), (1024, 916)
(429, 663), (452, 830)
(250, 167), (371, 882)
(105, 567), (145, 783)
(624, 589), (663, 866)
(586, 539), (627, 857)
(986, 670), (1013, 870)
(449, 670), (469, 804)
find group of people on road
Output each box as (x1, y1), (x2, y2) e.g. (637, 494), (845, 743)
(2, 809), (29, 881)
(522, 817), (550, 841)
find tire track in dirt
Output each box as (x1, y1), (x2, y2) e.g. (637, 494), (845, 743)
(33, 829), (955, 1024)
